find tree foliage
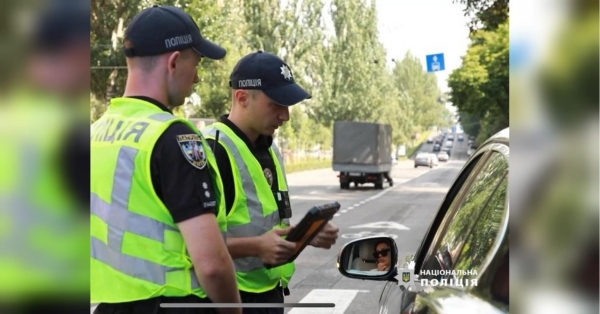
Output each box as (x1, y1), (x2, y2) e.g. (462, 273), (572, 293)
(91, 0), (454, 151)
(448, 20), (508, 143)
(453, 0), (509, 34)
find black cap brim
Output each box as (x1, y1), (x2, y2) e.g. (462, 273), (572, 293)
(193, 37), (226, 60)
(263, 83), (311, 106)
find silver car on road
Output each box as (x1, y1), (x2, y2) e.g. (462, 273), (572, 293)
(414, 152), (434, 168)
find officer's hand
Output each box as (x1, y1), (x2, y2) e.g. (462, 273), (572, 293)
(309, 222), (339, 249)
(259, 227), (296, 265)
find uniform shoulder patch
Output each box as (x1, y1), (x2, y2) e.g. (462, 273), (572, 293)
(176, 134), (207, 170)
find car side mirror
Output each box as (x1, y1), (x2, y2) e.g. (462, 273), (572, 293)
(337, 236), (398, 281)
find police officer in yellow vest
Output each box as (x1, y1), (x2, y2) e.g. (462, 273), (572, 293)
(91, 6), (241, 314)
(202, 51), (339, 314)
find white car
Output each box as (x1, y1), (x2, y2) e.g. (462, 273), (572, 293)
(437, 151), (449, 162)
(414, 152), (434, 168)
(445, 140), (453, 148)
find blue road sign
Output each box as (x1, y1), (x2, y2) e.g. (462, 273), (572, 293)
(426, 53), (445, 72)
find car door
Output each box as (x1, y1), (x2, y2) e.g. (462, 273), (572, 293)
(378, 136), (509, 313)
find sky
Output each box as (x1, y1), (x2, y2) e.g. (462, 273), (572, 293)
(375, 0), (472, 97)
(313, 0), (471, 113)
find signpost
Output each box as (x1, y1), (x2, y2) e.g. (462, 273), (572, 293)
(425, 53), (445, 72)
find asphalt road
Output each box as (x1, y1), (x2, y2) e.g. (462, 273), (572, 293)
(91, 134), (470, 314)
(283, 134), (469, 314)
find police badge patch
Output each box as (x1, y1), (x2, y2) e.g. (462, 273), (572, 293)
(177, 134), (207, 170)
(263, 168), (274, 187)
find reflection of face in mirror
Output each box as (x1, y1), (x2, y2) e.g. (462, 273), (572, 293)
(373, 241), (391, 271)
(343, 239), (393, 275)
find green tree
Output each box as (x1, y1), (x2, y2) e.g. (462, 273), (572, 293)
(448, 20), (508, 142)
(453, 0), (509, 33)
(187, 0), (252, 119)
(310, 0), (390, 124)
(391, 51), (444, 142)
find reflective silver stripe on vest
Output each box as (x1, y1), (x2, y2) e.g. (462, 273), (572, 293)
(91, 143), (200, 289)
(149, 112), (176, 122)
(270, 143), (289, 189)
(269, 143), (291, 226)
(204, 126), (281, 272)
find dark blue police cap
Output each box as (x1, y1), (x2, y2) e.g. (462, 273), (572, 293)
(229, 51), (311, 106)
(123, 5), (226, 60)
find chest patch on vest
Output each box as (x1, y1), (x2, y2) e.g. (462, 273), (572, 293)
(263, 168), (274, 187)
(176, 134), (207, 170)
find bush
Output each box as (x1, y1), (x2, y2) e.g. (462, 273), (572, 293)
(284, 158), (331, 174)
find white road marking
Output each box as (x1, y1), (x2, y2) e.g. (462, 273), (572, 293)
(347, 206), (355, 210)
(334, 213), (341, 217)
(309, 191), (318, 195)
(340, 210), (348, 213)
(350, 221), (410, 230)
(288, 289), (368, 314)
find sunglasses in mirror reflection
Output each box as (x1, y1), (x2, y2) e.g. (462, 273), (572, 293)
(344, 238), (394, 274)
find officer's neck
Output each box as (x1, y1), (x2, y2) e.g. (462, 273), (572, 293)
(123, 72), (171, 109)
(228, 113), (259, 147)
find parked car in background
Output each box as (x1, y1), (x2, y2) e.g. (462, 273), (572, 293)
(427, 137), (434, 144)
(437, 151), (449, 162)
(433, 143), (441, 152)
(445, 140), (453, 148)
(337, 128), (510, 314)
(458, 134), (464, 141)
(414, 152), (434, 168)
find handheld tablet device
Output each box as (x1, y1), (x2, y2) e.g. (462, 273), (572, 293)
(265, 202), (340, 269)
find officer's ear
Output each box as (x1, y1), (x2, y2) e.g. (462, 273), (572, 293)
(166, 51), (182, 76)
(233, 89), (251, 108)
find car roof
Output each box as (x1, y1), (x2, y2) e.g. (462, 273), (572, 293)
(482, 128), (509, 145)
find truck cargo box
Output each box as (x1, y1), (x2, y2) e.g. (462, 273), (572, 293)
(332, 121), (392, 173)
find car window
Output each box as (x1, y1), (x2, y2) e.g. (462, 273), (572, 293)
(453, 175), (507, 276)
(412, 153), (486, 270)
(420, 152), (508, 281)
